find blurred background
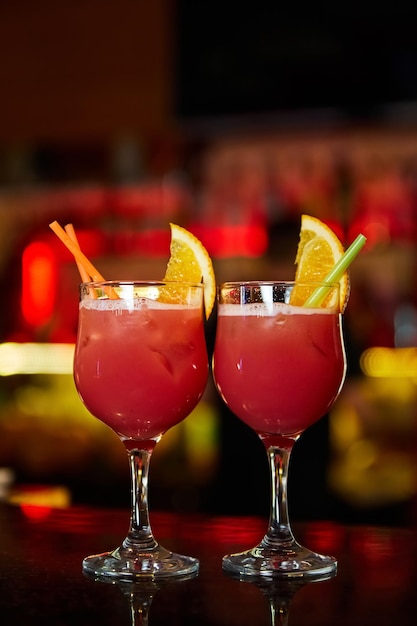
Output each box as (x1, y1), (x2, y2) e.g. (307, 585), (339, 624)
(1, 0), (417, 526)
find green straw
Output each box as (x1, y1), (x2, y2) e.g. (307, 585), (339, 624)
(303, 233), (367, 308)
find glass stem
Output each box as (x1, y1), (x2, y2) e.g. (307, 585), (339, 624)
(264, 444), (296, 547)
(129, 595), (152, 626)
(269, 598), (290, 626)
(122, 448), (158, 552)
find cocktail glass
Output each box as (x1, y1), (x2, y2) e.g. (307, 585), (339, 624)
(212, 281), (346, 577)
(74, 280), (208, 580)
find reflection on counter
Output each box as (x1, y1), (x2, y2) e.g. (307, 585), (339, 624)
(2, 502), (417, 624)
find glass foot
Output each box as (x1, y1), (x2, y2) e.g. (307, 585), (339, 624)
(222, 541), (337, 579)
(82, 543), (199, 581)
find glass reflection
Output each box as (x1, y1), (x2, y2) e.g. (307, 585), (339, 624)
(84, 570), (197, 626)
(225, 569), (336, 626)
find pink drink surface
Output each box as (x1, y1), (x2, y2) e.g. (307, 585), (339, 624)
(74, 299), (208, 442)
(213, 303), (346, 438)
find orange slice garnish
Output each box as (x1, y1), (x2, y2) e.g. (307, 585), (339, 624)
(163, 223), (216, 319)
(291, 214), (350, 312)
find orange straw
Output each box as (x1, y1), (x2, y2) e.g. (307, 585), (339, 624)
(64, 223), (92, 283)
(49, 221), (119, 299)
(64, 223), (98, 299)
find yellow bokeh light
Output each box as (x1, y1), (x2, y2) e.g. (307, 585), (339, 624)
(0, 343), (74, 376)
(360, 346), (417, 379)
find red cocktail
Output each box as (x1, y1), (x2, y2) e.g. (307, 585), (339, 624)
(74, 281), (208, 580)
(213, 281), (346, 578)
(75, 296), (207, 445)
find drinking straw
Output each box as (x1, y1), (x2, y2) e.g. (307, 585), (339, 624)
(64, 223), (92, 283)
(49, 220), (119, 299)
(65, 223), (98, 299)
(303, 233), (367, 308)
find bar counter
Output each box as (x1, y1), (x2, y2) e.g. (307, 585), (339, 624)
(1, 501), (416, 624)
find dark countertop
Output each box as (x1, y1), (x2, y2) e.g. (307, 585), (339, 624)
(1, 501), (417, 624)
